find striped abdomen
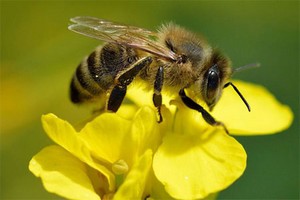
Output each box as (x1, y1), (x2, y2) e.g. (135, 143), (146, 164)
(70, 43), (139, 104)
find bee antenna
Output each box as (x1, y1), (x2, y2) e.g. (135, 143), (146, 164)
(224, 82), (251, 112)
(233, 62), (260, 74)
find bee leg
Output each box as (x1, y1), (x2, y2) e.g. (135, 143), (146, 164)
(108, 85), (127, 112)
(107, 56), (153, 112)
(179, 89), (229, 134)
(153, 66), (164, 123)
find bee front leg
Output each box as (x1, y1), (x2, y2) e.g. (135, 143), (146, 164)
(107, 56), (153, 112)
(153, 66), (164, 123)
(179, 89), (229, 134)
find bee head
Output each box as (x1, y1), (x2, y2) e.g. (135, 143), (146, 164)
(201, 50), (253, 112)
(201, 50), (232, 111)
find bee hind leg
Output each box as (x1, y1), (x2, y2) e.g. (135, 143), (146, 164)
(107, 85), (127, 112)
(107, 56), (153, 112)
(152, 66), (164, 123)
(179, 89), (229, 134)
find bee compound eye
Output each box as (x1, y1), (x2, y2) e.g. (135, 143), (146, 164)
(205, 64), (220, 102)
(207, 70), (219, 91)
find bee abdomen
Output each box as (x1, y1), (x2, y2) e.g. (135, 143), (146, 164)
(70, 76), (92, 103)
(70, 53), (106, 103)
(70, 43), (138, 104)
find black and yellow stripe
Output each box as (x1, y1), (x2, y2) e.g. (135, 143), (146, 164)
(70, 47), (105, 103)
(70, 43), (138, 104)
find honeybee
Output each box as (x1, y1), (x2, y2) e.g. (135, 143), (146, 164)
(69, 16), (252, 133)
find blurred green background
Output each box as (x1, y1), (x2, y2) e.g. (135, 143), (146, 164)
(0, 1), (298, 199)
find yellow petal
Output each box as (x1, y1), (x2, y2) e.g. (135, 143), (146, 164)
(29, 145), (100, 200)
(80, 106), (158, 168)
(41, 114), (115, 191)
(80, 112), (132, 164)
(143, 170), (175, 200)
(116, 104), (139, 120)
(129, 106), (161, 158)
(127, 83), (174, 109)
(114, 149), (153, 200)
(127, 83), (153, 107)
(213, 80), (293, 135)
(153, 129), (246, 199)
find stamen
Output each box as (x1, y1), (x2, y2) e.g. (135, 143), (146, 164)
(112, 159), (128, 175)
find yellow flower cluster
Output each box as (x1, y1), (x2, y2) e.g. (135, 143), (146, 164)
(29, 81), (293, 199)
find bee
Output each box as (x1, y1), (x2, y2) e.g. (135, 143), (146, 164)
(69, 16), (253, 133)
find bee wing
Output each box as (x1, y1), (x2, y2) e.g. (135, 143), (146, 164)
(69, 16), (177, 61)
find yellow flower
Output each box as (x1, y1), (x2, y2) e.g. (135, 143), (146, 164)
(29, 106), (160, 199)
(29, 80), (293, 200)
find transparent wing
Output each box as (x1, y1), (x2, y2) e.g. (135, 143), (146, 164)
(68, 16), (177, 61)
